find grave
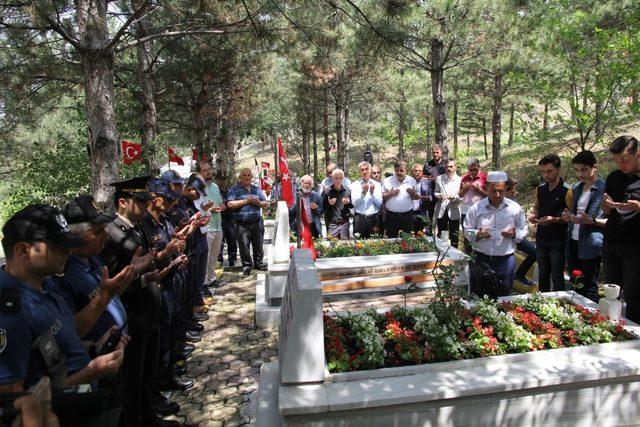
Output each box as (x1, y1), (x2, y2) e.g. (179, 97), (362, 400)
(255, 225), (470, 328)
(255, 250), (640, 426)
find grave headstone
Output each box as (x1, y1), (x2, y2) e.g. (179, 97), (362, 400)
(278, 249), (325, 384)
(272, 201), (291, 263)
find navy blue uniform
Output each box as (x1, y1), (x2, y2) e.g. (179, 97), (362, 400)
(46, 255), (127, 342)
(0, 268), (90, 389)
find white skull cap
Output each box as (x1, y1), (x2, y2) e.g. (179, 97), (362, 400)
(486, 171), (508, 183)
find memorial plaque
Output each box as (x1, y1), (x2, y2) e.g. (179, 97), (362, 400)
(317, 259), (456, 281)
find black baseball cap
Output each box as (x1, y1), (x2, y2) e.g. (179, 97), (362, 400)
(2, 204), (86, 248)
(110, 176), (154, 201)
(63, 195), (116, 225)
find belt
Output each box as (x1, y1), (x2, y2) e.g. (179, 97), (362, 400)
(476, 252), (513, 261)
(386, 210), (413, 215)
(354, 212), (378, 218)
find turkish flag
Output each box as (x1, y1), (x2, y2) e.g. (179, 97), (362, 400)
(299, 198), (317, 260)
(277, 136), (294, 208)
(191, 148), (198, 160)
(168, 147), (184, 166)
(122, 140), (142, 165)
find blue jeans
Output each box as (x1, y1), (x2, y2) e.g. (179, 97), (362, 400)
(536, 241), (566, 292)
(515, 238), (537, 278)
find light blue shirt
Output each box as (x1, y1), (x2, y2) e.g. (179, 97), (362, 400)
(351, 178), (382, 215)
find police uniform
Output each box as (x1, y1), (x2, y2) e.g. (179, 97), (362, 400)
(99, 177), (169, 426)
(140, 178), (194, 392)
(0, 204), (89, 390)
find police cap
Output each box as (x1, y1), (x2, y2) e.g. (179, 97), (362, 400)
(63, 195), (116, 225)
(2, 204), (86, 248)
(149, 178), (180, 200)
(160, 170), (185, 186)
(110, 176), (153, 201)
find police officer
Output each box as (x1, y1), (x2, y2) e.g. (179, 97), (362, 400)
(0, 205), (128, 423)
(139, 178), (194, 392)
(100, 177), (179, 426)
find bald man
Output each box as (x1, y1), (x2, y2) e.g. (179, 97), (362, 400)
(226, 168), (269, 275)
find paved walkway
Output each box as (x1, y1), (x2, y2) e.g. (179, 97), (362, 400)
(164, 269), (439, 425)
(167, 269), (278, 426)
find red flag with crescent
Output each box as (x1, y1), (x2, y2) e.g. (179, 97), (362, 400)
(277, 136), (294, 208)
(122, 140), (142, 165)
(299, 198), (317, 260)
(168, 147), (185, 166)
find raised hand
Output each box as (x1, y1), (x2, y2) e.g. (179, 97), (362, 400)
(99, 265), (136, 297)
(129, 246), (154, 275)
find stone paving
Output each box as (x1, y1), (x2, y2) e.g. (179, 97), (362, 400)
(163, 269), (440, 426)
(166, 268), (278, 426)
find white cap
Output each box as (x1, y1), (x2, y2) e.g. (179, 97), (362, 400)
(486, 171), (508, 183)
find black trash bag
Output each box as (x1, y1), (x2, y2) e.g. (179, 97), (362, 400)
(470, 261), (504, 300)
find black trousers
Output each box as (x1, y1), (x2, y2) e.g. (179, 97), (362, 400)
(413, 210), (425, 233)
(218, 218), (238, 264)
(603, 241), (640, 323)
(353, 213), (379, 238)
(235, 219), (265, 268)
(567, 239), (600, 302)
(425, 200), (436, 235)
(120, 318), (161, 425)
(385, 210), (414, 238)
(437, 211), (460, 247)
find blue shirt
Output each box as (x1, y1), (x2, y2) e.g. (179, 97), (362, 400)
(46, 255), (127, 342)
(227, 184), (266, 223)
(0, 268), (91, 388)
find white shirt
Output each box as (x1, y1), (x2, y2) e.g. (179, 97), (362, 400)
(571, 189), (591, 240)
(463, 197), (528, 256)
(382, 175), (419, 213)
(351, 178), (383, 215)
(434, 173), (462, 220)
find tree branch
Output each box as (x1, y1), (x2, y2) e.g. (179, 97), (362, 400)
(104, 0), (151, 52)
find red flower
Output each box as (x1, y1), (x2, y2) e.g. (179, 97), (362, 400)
(404, 275), (413, 283)
(571, 269), (583, 278)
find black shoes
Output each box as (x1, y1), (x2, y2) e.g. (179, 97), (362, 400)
(254, 264), (268, 271)
(184, 331), (201, 343)
(174, 364), (187, 376)
(208, 279), (228, 288)
(145, 416), (180, 426)
(182, 343), (196, 353)
(242, 267), (251, 276)
(185, 321), (204, 333)
(159, 376), (195, 392)
(152, 397), (180, 417)
(193, 312), (209, 322)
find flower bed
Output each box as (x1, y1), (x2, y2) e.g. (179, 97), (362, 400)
(324, 293), (634, 373)
(314, 231), (436, 258)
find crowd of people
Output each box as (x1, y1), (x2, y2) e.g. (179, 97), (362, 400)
(278, 136), (640, 322)
(1, 134), (639, 425)
(0, 161), (269, 425)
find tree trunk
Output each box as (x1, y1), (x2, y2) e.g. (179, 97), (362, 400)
(482, 117), (488, 160)
(312, 115), (318, 183)
(343, 101), (350, 173)
(453, 99), (459, 158)
(134, 0), (159, 175)
(631, 88), (638, 108)
(398, 98), (405, 161)
(215, 125), (236, 181)
(542, 102), (549, 135)
(508, 104), (515, 147)
(335, 98), (345, 170)
(466, 134), (470, 155)
(77, 0), (119, 207)
(430, 37), (448, 155)
(491, 74), (503, 170)
(302, 118), (310, 174)
(323, 88), (331, 166)
(193, 102), (207, 160)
